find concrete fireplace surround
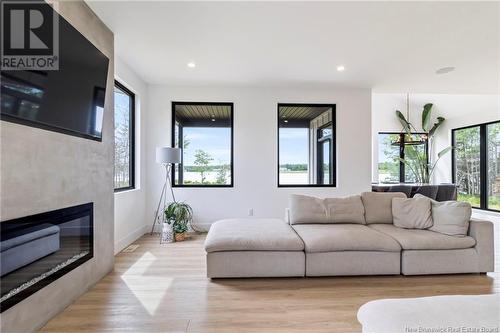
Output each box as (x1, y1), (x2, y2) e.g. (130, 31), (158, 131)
(0, 2), (114, 332)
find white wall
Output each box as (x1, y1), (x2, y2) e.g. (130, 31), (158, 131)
(146, 85), (372, 230)
(114, 57), (149, 254)
(372, 93), (499, 183)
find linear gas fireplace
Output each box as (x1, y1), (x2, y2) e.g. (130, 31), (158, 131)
(0, 203), (93, 312)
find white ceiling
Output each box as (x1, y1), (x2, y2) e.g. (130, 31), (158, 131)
(87, 1), (499, 94)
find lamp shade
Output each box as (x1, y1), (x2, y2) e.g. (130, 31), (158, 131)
(156, 147), (181, 164)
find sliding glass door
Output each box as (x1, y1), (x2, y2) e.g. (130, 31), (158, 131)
(452, 121), (500, 211)
(453, 126), (481, 207)
(487, 122), (500, 210)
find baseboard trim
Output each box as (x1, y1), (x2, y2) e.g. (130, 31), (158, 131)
(191, 222), (212, 232)
(114, 225), (149, 255)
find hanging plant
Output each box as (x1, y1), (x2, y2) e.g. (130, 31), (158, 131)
(395, 103), (453, 184)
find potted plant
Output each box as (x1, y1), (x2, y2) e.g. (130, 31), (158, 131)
(395, 103), (453, 184)
(164, 202), (193, 242)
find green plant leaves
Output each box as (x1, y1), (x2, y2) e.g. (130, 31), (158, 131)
(164, 203), (177, 222)
(396, 110), (411, 134)
(421, 103), (433, 132)
(400, 144), (430, 183)
(173, 223), (188, 233)
(438, 146), (453, 158)
(164, 202), (193, 231)
(394, 102), (447, 184)
(429, 117), (445, 137)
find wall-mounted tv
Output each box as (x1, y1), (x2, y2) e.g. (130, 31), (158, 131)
(0, 2), (109, 141)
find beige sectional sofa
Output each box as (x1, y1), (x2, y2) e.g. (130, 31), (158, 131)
(204, 192), (494, 278)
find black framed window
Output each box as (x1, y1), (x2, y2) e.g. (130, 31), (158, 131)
(278, 103), (336, 187)
(317, 125), (333, 185)
(378, 132), (428, 183)
(172, 102), (233, 187)
(113, 81), (135, 191)
(452, 120), (500, 211)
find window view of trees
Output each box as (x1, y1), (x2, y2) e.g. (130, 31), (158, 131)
(403, 140), (427, 183)
(454, 127), (481, 207)
(378, 134), (400, 183)
(192, 149), (213, 184)
(114, 82), (134, 190)
(487, 123), (500, 210)
(453, 121), (500, 211)
(179, 128), (231, 186)
(378, 133), (428, 183)
(173, 103), (233, 186)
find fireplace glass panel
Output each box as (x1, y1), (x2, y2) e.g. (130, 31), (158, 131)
(0, 203), (93, 312)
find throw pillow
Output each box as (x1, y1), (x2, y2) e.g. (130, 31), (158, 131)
(361, 192), (408, 224)
(392, 197), (433, 229)
(288, 194), (365, 224)
(414, 194), (472, 236)
(325, 195), (366, 224)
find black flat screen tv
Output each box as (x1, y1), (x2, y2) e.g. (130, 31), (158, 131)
(0, 2), (109, 141)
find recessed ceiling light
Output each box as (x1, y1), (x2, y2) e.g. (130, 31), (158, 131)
(436, 66), (455, 75)
(284, 119), (289, 123)
(211, 118), (216, 122)
(187, 62), (196, 68)
(337, 65), (345, 72)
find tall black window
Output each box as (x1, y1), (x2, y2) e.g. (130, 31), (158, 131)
(452, 121), (500, 211)
(317, 125), (333, 185)
(172, 102), (233, 187)
(114, 81), (135, 191)
(378, 132), (428, 183)
(278, 103), (336, 187)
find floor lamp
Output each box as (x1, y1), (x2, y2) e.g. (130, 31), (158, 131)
(150, 147), (181, 235)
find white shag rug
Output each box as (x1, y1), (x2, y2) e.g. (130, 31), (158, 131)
(357, 294), (500, 333)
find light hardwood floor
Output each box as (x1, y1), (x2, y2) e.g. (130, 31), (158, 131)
(42, 234), (500, 333)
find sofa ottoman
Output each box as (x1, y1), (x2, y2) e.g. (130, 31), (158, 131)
(205, 218), (305, 278)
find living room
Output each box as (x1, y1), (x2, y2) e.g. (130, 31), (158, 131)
(0, 1), (498, 332)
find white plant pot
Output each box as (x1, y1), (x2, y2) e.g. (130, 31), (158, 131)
(161, 222), (174, 244)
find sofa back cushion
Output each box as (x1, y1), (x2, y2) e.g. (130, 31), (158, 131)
(392, 197), (433, 229)
(414, 194), (472, 236)
(289, 194), (365, 225)
(361, 192), (407, 224)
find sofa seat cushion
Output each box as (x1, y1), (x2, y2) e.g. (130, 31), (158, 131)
(369, 224), (476, 250)
(292, 224), (401, 253)
(205, 218), (304, 253)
